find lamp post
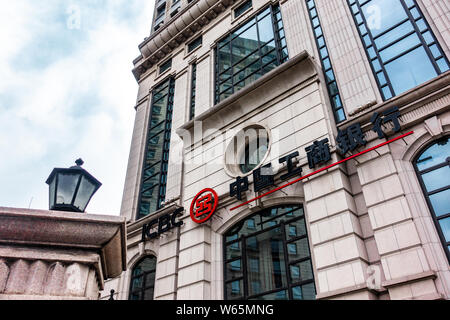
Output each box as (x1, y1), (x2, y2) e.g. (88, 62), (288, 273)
(45, 159), (102, 213)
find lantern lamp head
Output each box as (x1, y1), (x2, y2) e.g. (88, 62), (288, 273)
(45, 159), (102, 213)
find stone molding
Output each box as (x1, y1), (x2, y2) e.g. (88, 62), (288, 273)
(133, 0), (236, 81)
(0, 207), (127, 299)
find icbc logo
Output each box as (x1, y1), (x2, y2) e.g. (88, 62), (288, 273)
(190, 188), (218, 224)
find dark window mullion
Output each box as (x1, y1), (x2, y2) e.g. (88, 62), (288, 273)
(352, 0), (395, 99)
(399, 0), (442, 75)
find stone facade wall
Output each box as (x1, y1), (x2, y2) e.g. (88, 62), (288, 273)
(108, 0), (450, 300)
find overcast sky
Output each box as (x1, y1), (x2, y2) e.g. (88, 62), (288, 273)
(0, 1), (155, 216)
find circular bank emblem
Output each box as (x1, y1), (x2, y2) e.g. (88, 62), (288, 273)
(190, 188), (219, 224)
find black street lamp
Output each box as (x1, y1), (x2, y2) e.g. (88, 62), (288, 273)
(46, 159), (102, 213)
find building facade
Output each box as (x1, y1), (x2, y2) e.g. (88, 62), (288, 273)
(102, 0), (450, 300)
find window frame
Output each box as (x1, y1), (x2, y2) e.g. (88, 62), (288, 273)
(136, 77), (175, 220)
(129, 256), (157, 301)
(214, 3), (288, 104)
(413, 136), (450, 263)
(223, 205), (316, 300)
(189, 63), (197, 120)
(347, 0), (449, 101)
(305, 0), (346, 124)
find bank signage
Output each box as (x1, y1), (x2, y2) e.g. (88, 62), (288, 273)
(142, 207), (184, 241)
(190, 188), (219, 224)
(189, 106), (413, 224)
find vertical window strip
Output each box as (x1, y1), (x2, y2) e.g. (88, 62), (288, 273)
(137, 78), (175, 219)
(348, 0), (450, 101)
(190, 63), (197, 120)
(215, 4), (289, 104)
(306, 0), (346, 124)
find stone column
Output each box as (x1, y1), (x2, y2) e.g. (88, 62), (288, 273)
(0, 207), (126, 300)
(355, 138), (442, 300)
(303, 164), (375, 299)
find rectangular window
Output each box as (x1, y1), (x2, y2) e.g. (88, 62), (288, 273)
(215, 4), (288, 104)
(348, 0), (449, 100)
(137, 78), (175, 219)
(190, 63), (197, 120)
(306, 0), (346, 124)
(188, 36), (203, 53)
(159, 59), (172, 75)
(234, 0), (252, 19)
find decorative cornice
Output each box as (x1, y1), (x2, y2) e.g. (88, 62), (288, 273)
(132, 0), (236, 82)
(0, 207), (127, 280)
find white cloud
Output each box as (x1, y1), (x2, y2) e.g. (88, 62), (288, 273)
(0, 0), (155, 215)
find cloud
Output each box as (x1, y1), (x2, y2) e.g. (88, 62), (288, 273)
(0, 0), (155, 215)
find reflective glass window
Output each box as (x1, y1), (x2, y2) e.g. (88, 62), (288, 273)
(215, 4), (288, 103)
(414, 136), (450, 262)
(224, 205), (316, 300)
(129, 256), (157, 300)
(348, 0), (449, 100)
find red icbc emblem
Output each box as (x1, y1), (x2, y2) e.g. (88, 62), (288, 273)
(190, 188), (218, 224)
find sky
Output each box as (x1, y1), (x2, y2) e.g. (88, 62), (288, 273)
(0, 0), (155, 216)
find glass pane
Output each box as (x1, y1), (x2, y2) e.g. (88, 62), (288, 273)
(292, 283), (316, 300)
(49, 178), (56, 208)
(235, 0), (252, 18)
(439, 218), (450, 242)
(436, 58), (449, 73)
(239, 134), (269, 174)
(384, 46), (437, 96)
(416, 137), (449, 171)
(143, 287), (154, 300)
(226, 280), (244, 299)
(129, 292), (141, 300)
(145, 272), (155, 287)
(131, 277), (143, 290)
(226, 241), (242, 260)
(246, 228), (287, 296)
(73, 176), (97, 212)
(56, 173), (79, 205)
(139, 257), (157, 273)
(286, 219), (307, 240)
(290, 260), (314, 282)
(379, 33), (420, 62)
(429, 189), (450, 217)
(421, 166), (450, 192)
(257, 14), (275, 43)
(226, 259), (243, 280)
(287, 238), (310, 262)
(251, 290), (288, 300)
(374, 21), (414, 49)
(361, 0), (408, 38)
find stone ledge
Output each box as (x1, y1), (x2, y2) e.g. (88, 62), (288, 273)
(0, 207), (127, 281)
(382, 270), (437, 288)
(316, 283), (387, 300)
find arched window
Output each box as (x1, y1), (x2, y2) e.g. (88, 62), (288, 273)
(129, 256), (157, 300)
(414, 136), (450, 262)
(223, 205), (316, 300)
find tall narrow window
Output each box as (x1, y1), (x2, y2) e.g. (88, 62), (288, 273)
(348, 0), (449, 100)
(190, 63), (197, 120)
(129, 256), (157, 300)
(215, 4), (288, 103)
(414, 136), (450, 262)
(224, 205), (316, 300)
(306, 0), (346, 123)
(137, 78), (175, 219)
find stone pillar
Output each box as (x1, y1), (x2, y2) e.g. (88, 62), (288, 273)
(355, 139), (441, 300)
(303, 164), (375, 299)
(0, 207), (126, 300)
